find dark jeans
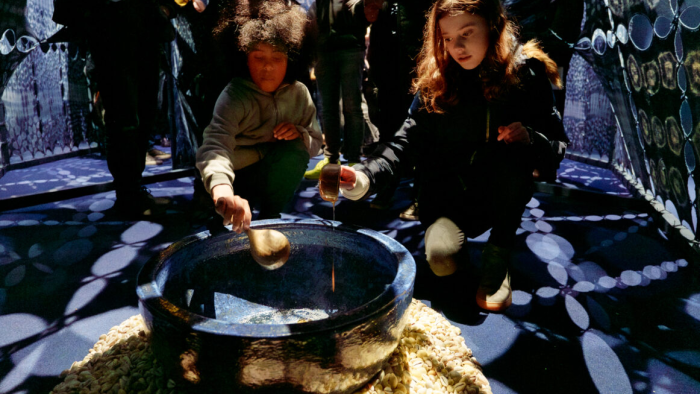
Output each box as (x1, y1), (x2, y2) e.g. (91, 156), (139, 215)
(86, 1), (165, 199)
(316, 48), (365, 163)
(233, 139), (310, 219)
(420, 142), (535, 250)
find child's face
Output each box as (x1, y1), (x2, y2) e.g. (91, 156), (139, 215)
(439, 12), (490, 70)
(247, 43), (288, 92)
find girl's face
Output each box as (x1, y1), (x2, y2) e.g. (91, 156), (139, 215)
(247, 42), (288, 92)
(439, 12), (490, 70)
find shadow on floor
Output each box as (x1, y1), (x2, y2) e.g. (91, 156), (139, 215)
(0, 157), (699, 394)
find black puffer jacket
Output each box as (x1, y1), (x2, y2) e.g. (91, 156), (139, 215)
(355, 57), (569, 203)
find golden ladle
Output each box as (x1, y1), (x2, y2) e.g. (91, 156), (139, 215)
(246, 228), (290, 270)
(212, 198), (291, 270)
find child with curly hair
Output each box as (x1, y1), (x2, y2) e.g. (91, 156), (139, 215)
(335, 0), (569, 312)
(196, 0), (322, 232)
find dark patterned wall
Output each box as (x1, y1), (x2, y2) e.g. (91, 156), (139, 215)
(564, 53), (618, 162)
(574, 0), (700, 238)
(0, 0), (208, 180)
(2, 0), (94, 173)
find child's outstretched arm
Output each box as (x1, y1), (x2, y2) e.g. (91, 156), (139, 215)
(211, 184), (252, 233)
(196, 83), (255, 228)
(340, 94), (423, 201)
(196, 86), (244, 195)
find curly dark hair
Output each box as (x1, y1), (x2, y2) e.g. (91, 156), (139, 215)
(214, 0), (308, 56)
(213, 0), (311, 82)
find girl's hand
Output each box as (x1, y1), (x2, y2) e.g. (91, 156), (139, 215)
(211, 184), (252, 233)
(273, 122), (301, 140)
(497, 122), (530, 145)
(339, 165), (357, 190)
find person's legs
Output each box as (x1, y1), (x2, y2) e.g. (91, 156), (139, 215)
(487, 144), (535, 248)
(338, 49), (366, 163)
(476, 143), (534, 311)
(89, 37), (142, 199)
(424, 217), (467, 277)
(88, 3), (167, 216)
(258, 140), (309, 219)
(230, 161), (263, 213)
(315, 52), (342, 163)
(234, 141), (309, 220)
(136, 40), (162, 172)
(428, 142), (532, 248)
(418, 142), (532, 311)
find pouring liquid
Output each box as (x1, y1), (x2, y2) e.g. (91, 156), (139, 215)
(319, 164), (342, 294)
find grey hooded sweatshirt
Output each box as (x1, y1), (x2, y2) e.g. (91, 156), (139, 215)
(196, 77), (323, 194)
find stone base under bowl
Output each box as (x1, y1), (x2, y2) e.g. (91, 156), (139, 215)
(50, 300), (492, 394)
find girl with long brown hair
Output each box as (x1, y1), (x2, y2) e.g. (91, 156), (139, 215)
(335, 0), (569, 312)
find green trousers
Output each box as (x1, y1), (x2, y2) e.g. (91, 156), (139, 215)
(233, 139), (310, 220)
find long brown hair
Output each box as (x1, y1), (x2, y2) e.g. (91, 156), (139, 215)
(413, 0), (561, 113)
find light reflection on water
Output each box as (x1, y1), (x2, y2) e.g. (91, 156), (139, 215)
(238, 308), (333, 325)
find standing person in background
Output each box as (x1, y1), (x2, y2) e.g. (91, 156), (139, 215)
(365, 0), (431, 143)
(363, 0), (433, 218)
(304, 0), (376, 180)
(52, 0), (207, 217)
(334, 0), (569, 312)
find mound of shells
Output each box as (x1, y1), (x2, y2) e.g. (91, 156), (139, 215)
(50, 300), (491, 394)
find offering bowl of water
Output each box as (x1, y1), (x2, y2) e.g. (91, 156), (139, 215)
(136, 219), (416, 393)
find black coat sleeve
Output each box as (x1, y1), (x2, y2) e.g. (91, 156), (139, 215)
(521, 58), (569, 181)
(352, 93), (424, 198)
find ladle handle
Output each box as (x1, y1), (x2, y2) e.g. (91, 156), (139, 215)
(207, 217), (251, 237)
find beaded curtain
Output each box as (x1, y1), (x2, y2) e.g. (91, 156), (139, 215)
(563, 53), (619, 163)
(0, 0), (204, 180)
(504, 0), (619, 162)
(574, 0), (700, 236)
(0, 0), (93, 180)
(559, 0), (618, 164)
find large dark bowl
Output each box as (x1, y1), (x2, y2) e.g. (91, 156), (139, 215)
(136, 219), (416, 393)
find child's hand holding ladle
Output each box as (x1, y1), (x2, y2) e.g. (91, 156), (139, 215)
(212, 184), (290, 270)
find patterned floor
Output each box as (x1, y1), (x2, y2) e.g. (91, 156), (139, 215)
(556, 159), (632, 197)
(0, 150), (174, 199)
(0, 154), (698, 394)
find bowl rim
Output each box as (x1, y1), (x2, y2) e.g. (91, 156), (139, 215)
(136, 218), (416, 338)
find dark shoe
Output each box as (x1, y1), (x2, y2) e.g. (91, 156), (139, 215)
(148, 148), (171, 160)
(475, 243), (512, 312)
(115, 188), (170, 218)
(399, 201), (419, 221)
